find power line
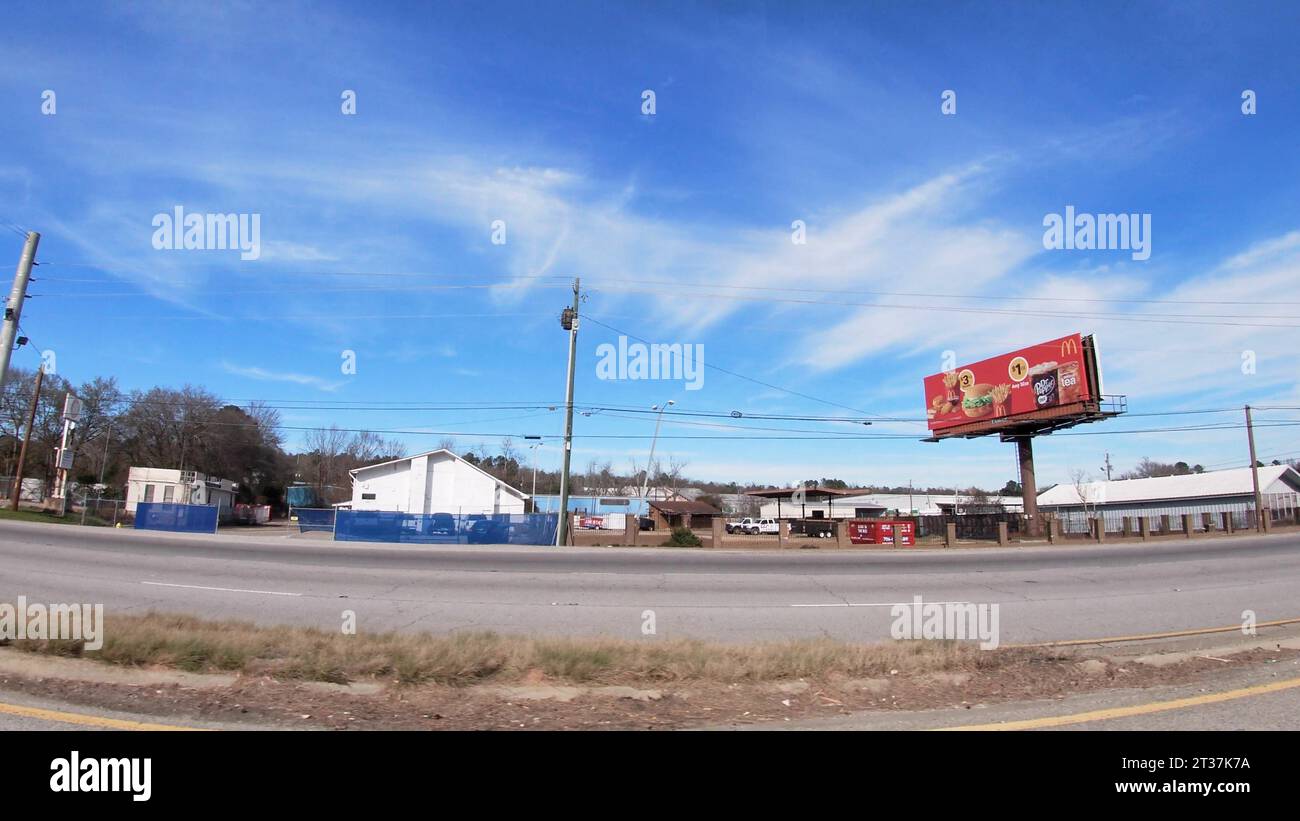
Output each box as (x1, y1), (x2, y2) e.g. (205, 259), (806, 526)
(35, 264), (1300, 309)
(584, 285), (1300, 329)
(32, 282), (572, 298)
(580, 276), (1300, 308)
(583, 314), (922, 425)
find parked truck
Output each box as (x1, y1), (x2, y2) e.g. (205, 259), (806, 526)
(726, 517), (779, 535)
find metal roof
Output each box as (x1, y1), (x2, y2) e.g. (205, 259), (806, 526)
(1036, 465), (1300, 507)
(648, 500), (722, 515)
(745, 487), (858, 498)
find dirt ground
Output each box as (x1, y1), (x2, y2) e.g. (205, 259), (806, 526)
(3, 642), (1296, 730)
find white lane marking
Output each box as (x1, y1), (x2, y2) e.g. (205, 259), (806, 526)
(790, 601), (972, 608)
(141, 581), (302, 597)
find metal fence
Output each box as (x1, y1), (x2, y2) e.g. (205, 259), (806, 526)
(293, 507), (337, 533)
(0, 476), (47, 503)
(76, 494), (125, 526)
(134, 502), (220, 534)
(1050, 499), (1292, 535)
(334, 511), (559, 545)
(916, 513), (1020, 540)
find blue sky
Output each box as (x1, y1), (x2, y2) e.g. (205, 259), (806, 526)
(3, 0), (1300, 489)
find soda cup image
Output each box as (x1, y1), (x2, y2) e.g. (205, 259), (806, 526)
(1029, 362), (1059, 408)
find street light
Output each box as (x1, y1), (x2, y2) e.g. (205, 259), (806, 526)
(640, 400), (675, 515)
(524, 436), (543, 506)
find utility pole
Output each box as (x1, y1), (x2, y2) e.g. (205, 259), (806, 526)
(10, 364), (43, 510)
(99, 424), (112, 485)
(0, 231), (40, 394)
(1101, 452), (1113, 481)
(1246, 405), (1264, 531)
(555, 277), (579, 547)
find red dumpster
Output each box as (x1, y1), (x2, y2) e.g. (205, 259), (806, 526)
(847, 519), (915, 547)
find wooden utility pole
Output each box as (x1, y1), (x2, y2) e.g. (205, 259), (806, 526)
(0, 231), (39, 395)
(1245, 405), (1264, 531)
(555, 277), (579, 547)
(10, 365), (43, 510)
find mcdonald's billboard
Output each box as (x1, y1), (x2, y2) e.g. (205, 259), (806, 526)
(923, 333), (1096, 432)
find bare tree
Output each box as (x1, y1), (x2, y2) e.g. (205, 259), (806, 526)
(1070, 468), (1099, 533)
(245, 401), (283, 449)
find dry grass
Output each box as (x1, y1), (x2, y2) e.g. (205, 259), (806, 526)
(4, 610), (1022, 686)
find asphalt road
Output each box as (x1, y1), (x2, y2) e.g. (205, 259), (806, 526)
(2, 519), (1297, 644)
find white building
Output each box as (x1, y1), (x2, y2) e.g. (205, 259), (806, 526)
(124, 467), (238, 516)
(348, 449), (528, 515)
(1037, 465), (1300, 532)
(758, 491), (1022, 519)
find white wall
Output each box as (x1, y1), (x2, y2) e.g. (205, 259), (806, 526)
(351, 452), (525, 515)
(124, 467), (237, 514)
(350, 459), (413, 511)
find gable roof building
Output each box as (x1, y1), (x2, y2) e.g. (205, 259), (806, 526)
(1036, 465), (1300, 531)
(348, 448), (528, 515)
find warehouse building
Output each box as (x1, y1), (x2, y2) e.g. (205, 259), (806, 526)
(348, 448), (528, 515)
(754, 488), (1022, 519)
(1036, 465), (1300, 533)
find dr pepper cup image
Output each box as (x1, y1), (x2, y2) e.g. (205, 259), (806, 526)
(1029, 361), (1059, 408)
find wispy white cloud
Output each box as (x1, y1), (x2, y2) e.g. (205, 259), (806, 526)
(220, 361), (343, 392)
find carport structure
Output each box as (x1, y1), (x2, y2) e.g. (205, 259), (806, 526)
(745, 486), (858, 521)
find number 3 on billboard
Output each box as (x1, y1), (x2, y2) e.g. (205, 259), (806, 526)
(958, 369), (975, 391)
(1008, 356), (1028, 382)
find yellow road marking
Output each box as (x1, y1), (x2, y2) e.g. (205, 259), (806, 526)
(941, 675), (1300, 730)
(1012, 616), (1300, 648)
(0, 700), (205, 731)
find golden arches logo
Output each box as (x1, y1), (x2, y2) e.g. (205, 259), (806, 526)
(1060, 337), (1079, 357)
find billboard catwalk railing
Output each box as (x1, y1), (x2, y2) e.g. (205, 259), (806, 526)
(334, 511), (559, 545)
(134, 502), (219, 534)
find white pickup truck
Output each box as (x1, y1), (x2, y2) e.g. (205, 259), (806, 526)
(726, 517), (779, 535)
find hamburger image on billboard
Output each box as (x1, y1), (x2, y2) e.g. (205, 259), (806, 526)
(922, 333), (1094, 432)
(961, 382), (995, 418)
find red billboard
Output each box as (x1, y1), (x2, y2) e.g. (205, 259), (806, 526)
(924, 334), (1094, 432)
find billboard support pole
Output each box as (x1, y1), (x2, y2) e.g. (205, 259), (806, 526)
(1017, 436), (1041, 537)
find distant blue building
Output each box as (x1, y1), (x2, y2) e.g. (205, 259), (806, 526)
(531, 494), (640, 515)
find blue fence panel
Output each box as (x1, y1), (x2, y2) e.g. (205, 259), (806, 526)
(334, 511), (559, 545)
(135, 502), (219, 534)
(292, 507), (337, 532)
